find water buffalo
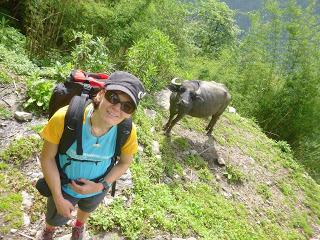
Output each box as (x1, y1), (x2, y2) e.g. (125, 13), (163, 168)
(163, 78), (231, 135)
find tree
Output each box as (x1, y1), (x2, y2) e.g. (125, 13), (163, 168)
(188, 0), (240, 58)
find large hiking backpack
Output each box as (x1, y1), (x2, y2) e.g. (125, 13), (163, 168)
(36, 70), (132, 197)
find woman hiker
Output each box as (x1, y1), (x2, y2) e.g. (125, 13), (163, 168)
(37, 71), (145, 240)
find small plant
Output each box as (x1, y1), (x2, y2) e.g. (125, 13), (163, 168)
(24, 74), (54, 113)
(0, 106), (12, 119)
(0, 136), (43, 166)
(256, 183), (272, 200)
(29, 124), (45, 134)
(0, 71), (12, 84)
(198, 168), (213, 182)
(275, 140), (292, 154)
(224, 164), (246, 184)
(185, 154), (207, 170)
(173, 137), (189, 150)
(277, 181), (294, 197)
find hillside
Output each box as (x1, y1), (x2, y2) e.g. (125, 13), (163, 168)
(0, 19), (319, 240)
(1, 66), (320, 239)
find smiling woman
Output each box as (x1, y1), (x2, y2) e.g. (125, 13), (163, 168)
(37, 71), (145, 240)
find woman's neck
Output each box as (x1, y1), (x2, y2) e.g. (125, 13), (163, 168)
(90, 110), (112, 137)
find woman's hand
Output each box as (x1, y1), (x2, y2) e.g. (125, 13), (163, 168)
(53, 196), (74, 219)
(69, 178), (102, 195)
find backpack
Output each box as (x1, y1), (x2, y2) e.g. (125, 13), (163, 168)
(36, 70), (132, 197)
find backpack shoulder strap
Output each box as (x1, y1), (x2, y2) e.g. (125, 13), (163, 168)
(115, 117), (133, 158)
(58, 94), (91, 155)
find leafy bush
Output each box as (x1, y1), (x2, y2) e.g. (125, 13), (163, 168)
(24, 74), (54, 113)
(0, 17), (26, 53)
(127, 30), (177, 91)
(70, 31), (113, 72)
(224, 164), (246, 184)
(0, 45), (38, 75)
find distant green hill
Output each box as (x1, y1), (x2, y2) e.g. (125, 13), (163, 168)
(221, 0), (319, 31)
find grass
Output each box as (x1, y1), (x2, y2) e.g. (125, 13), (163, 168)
(0, 163), (27, 233)
(0, 106), (12, 119)
(224, 164), (247, 184)
(0, 136), (43, 166)
(0, 36), (319, 239)
(256, 183), (272, 200)
(0, 70), (12, 84)
(88, 106), (320, 239)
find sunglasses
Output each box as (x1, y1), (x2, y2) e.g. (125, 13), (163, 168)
(104, 91), (136, 114)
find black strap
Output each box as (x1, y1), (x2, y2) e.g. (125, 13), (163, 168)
(58, 95), (91, 154)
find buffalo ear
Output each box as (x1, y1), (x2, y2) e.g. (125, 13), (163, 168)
(192, 93), (204, 102)
(168, 84), (181, 92)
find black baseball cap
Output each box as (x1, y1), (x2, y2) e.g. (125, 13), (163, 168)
(104, 71), (145, 107)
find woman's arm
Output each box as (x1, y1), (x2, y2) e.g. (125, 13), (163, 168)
(40, 140), (74, 218)
(104, 153), (133, 184)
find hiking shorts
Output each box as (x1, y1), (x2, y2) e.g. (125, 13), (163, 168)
(45, 191), (106, 226)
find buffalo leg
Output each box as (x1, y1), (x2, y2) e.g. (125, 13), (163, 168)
(206, 113), (222, 135)
(163, 115), (176, 131)
(165, 113), (185, 135)
(163, 105), (178, 131)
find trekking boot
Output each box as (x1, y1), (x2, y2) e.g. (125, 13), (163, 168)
(37, 228), (55, 240)
(71, 224), (85, 240)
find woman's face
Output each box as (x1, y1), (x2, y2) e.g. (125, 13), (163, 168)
(96, 90), (133, 126)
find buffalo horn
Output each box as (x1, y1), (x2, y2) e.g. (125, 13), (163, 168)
(195, 85), (201, 95)
(171, 77), (181, 86)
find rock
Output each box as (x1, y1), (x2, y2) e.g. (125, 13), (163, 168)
(228, 106), (236, 113)
(266, 180), (273, 186)
(104, 196), (114, 206)
(152, 140), (160, 154)
(155, 89), (171, 110)
(215, 174), (221, 181)
(21, 191), (33, 209)
(29, 133), (41, 139)
(150, 127), (155, 133)
(14, 111), (33, 122)
(94, 231), (124, 240)
(163, 177), (173, 184)
(190, 150), (197, 155)
(138, 145), (144, 153)
(10, 229), (17, 234)
(29, 229), (37, 236)
(172, 238), (197, 240)
(217, 157), (226, 166)
(23, 213), (30, 226)
(29, 172), (43, 179)
(144, 109), (157, 119)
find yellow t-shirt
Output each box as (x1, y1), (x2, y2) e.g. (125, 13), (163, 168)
(40, 105), (138, 155)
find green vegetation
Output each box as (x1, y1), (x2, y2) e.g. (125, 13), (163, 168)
(0, 164), (26, 233)
(24, 74), (55, 113)
(0, 136), (43, 165)
(256, 183), (272, 200)
(0, 71), (12, 84)
(0, 0), (319, 239)
(224, 164), (247, 184)
(0, 106), (12, 119)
